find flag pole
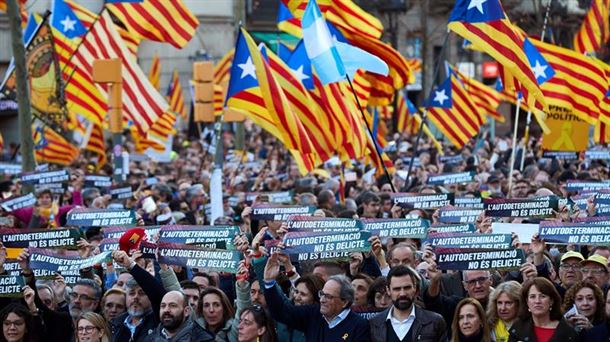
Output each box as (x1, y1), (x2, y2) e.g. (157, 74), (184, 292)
(507, 95), (522, 198)
(404, 32), (450, 191)
(345, 74), (396, 193)
(519, 0), (552, 171)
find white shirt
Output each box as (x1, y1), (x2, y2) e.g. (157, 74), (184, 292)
(326, 308), (351, 329)
(386, 306), (416, 340)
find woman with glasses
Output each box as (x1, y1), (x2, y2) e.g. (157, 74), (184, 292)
(450, 298), (491, 342)
(508, 277), (578, 342)
(238, 306), (277, 342)
(561, 280), (605, 332)
(487, 281), (521, 342)
(75, 312), (110, 342)
(0, 303), (40, 342)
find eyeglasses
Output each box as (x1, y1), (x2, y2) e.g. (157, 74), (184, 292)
(463, 276), (490, 286)
(3, 320), (24, 328)
(70, 292), (95, 302)
(77, 326), (98, 334)
(582, 268), (607, 275)
(559, 263), (580, 270)
(318, 291), (340, 301)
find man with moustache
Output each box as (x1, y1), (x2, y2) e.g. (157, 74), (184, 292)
(369, 266), (446, 342)
(111, 250), (166, 341)
(146, 291), (214, 341)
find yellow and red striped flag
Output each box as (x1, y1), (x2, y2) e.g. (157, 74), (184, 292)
(532, 38), (607, 125)
(448, 0), (547, 112)
(574, 0), (610, 54)
(214, 49), (234, 85)
(427, 73), (483, 148)
(106, 0), (199, 49)
(65, 10), (168, 135)
(226, 29), (317, 173)
(0, 0), (28, 26)
(148, 52), (161, 90)
(450, 65), (504, 123)
(168, 70), (186, 119)
(33, 125), (79, 166)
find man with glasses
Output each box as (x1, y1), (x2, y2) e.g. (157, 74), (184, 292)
(581, 254), (609, 291)
(263, 253), (370, 341)
(556, 251), (584, 296)
(424, 267), (493, 336)
(69, 279), (101, 321)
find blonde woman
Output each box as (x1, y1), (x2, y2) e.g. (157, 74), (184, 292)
(75, 312), (111, 342)
(487, 281), (522, 342)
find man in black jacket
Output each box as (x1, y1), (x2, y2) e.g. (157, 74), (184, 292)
(145, 291), (214, 342)
(111, 250), (166, 342)
(369, 266), (446, 342)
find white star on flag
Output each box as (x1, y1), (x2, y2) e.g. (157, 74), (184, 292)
(531, 60), (548, 81)
(238, 57), (256, 80)
(291, 65), (310, 83)
(60, 15), (77, 32)
(434, 89), (449, 105)
(468, 0), (488, 14)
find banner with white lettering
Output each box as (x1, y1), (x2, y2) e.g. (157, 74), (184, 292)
(454, 196), (484, 209)
(20, 170), (69, 185)
(102, 225), (160, 240)
(0, 163), (21, 175)
(35, 182), (65, 195)
(484, 198), (558, 218)
(426, 233), (512, 250)
(429, 224), (475, 234)
(250, 204), (315, 221)
(286, 216), (362, 233)
(157, 242), (241, 273)
(542, 151), (579, 160)
(437, 208), (483, 224)
(84, 175), (112, 188)
(439, 155), (464, 165)
(245, 191), (293, 204)
(0, 228), (80, 248)
(565, 180), (610, 192)
(427, 172), (475, 186)
(110, 187), (133, 200)
(0, 193), (36, 212)
(158, 225), (238, 249)
(585, 150), (610, 160)
(282, 231), (371, 256)
(362, 218), (429, 238)
(538, 221), (610, 245)
(573, 216), (610, 224)
(67, 209), (136, 227)
(436, 248), (525, 270)
(392, 193), (454, 209)
(29, 248), (112, 273)
(0, 275), (24, 297)
(99, 239), (157, 258)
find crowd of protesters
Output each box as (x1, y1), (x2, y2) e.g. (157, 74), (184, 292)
(0, 124), (609, 342)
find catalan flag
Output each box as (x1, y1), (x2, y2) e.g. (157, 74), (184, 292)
(226, 28), (316, 173)
(281, 0), (383, 39)
(131, 126), (165, 153)
(531, 38), (607, 125)
(168, 70), (186, 119)
(448, 0), (547, 111)
(396, 93), (419, 135)
(573, 0), (610, 54)
(450, 64), (504, 122)
(32, 123), (79, 166)
(214, 49), (234, 84)
(60, 10), (168, 135)
(426, 73), (483, 148)
(106, 0), (199, 49)
(148, 52), (161, 90)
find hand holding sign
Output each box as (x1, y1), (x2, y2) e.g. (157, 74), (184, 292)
(264, 253), (281, 282)
(17, 249), (29, 273)
(520, 262), (537, 282)
(112, 250), (133, 270)
(23, 286), (36, 311)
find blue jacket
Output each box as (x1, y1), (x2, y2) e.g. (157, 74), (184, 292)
(264, 283), (371, 342)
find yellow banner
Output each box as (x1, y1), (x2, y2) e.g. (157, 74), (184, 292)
(541, 106), (590, 152)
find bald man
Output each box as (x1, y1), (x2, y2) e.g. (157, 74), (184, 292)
(148, 291), (215, 341)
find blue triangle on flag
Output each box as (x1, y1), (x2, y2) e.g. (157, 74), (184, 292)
(427, 76), (453, 109)
(523, 38), (555, 85)
(449, 0), (505, 23)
